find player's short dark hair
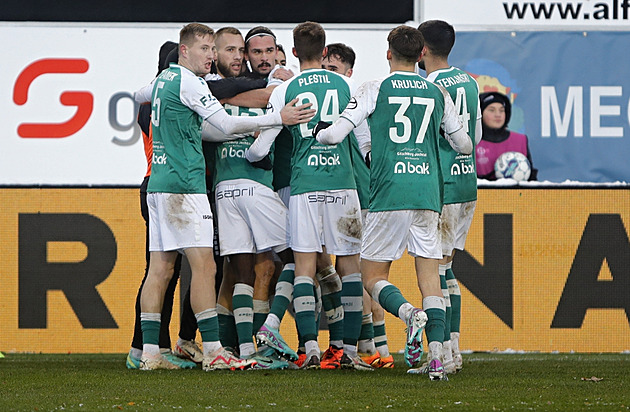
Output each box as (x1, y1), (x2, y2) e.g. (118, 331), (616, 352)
(326, 43), (356, 68)
(387, 25), (424, 64)
(293, 21), (326, 62)
(180, 23), (214, 47)
(216, 26), (242, 43)
(417, 20), (455, 58)
(277, 43), (285, 54)
(244, 26), (277, 50)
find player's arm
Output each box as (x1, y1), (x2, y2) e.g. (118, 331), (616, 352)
(201, 121), (249, 142)
(244, 86), (286, 161)
(353, 120), (372, 159)
(207, 98), (313, 135)
(221, 87), (272, 108)
(182, 75), (313, 137)
(207, 77), (267, 101)
(438, 86), (472, 155)
(133, 79), (156, 104)
(244, 126), (282, 162)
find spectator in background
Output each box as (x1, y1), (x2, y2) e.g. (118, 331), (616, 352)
(475, 92), (538, 181)
(276, 43), (287, 66)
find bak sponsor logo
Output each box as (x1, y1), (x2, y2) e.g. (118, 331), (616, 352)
(216, 187), (255, 200)
(394, 161), (430, 174)
(450, 163), (475, 176)
(152, 153), (167, 165)
(307, 153), (340, 166)
(307, 194), (347, 204)
(221, 146), (246, 159)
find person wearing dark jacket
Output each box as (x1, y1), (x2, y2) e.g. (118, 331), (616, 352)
(475, 91), (538, 181)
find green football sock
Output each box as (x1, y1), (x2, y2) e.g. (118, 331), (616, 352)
(233, 283), (254, 354)
(317, 267), (344, 345)
(440, 271), (452, 342)
(372, 280), (407, 318)
(269, 264), (295, 322)
(342, 273), (363, 347)
(253, 299), (269, 334)
(447, 266), (461, 333)
(293, 276), (318, 343)
(217, 304), (238, 349)
(423, 296), (446, 344)
(140, 312), (160, 346)
(195, 308), (220, 344)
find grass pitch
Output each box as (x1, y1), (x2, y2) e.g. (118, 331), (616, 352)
(0, 353), (628, 411)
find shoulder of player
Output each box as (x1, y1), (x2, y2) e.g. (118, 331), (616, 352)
(176, 66), (211, 91)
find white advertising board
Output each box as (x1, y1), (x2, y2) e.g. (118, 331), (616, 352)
(421, 0), (630, 30)
(0, 23), (391, 185)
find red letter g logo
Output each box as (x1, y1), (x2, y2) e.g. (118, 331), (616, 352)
(13, 58), (94, 138)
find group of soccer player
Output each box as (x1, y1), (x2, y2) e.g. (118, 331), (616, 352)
(130, 18), (480, 381)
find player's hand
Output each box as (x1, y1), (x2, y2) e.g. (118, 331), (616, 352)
(250, 153), (273, 170)
(273, 67), (294, 81)
(280, 98), (315, 125)
(312, 121), (331, 139)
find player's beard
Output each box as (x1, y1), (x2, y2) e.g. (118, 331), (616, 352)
(217, 59), (239, 78)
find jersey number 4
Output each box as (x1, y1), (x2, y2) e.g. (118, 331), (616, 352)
(454, 87), (471, 134)
(388, 96), (435, 144)
(296, 89), (340, 138)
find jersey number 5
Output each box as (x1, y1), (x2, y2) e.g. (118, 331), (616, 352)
(388, 96), (434, 144)
(151, 81), (165, 127)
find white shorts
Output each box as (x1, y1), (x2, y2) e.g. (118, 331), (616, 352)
(439, 201), (476, 256)
(216, 179), (289, 256)
(148, 192), (214, 252)
(361, 209), (441, 262)
(289, 189), (361, 255)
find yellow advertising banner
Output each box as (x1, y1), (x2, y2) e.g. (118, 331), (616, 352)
(0, 188), (628, 354)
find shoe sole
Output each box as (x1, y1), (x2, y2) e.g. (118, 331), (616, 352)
(256, 333), (298, 361)
(203, 362), (255, 371)
(429, 372), (449, 381)
(407, 310), (428, 344)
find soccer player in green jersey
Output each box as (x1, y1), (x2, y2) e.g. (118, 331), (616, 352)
(319, 42), (376, 371)
(133, 22), (313, 371)
(246, 22), (366, 370)
(203, 26), (292, 369)
(419, 19), (482, 374)
(314, 25), (472, 380)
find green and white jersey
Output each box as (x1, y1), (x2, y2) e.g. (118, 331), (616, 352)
(427, 67), (480, 204)
(213, 104), (273, 189)
(341, 71), (462, 213)
(268, 68), (357, 195)
(148, 63), (223, 194)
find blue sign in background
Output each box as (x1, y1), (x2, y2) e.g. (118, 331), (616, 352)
(443, 31), (630, 183)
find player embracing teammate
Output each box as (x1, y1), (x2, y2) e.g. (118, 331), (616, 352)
(132, 20), (477, 380)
